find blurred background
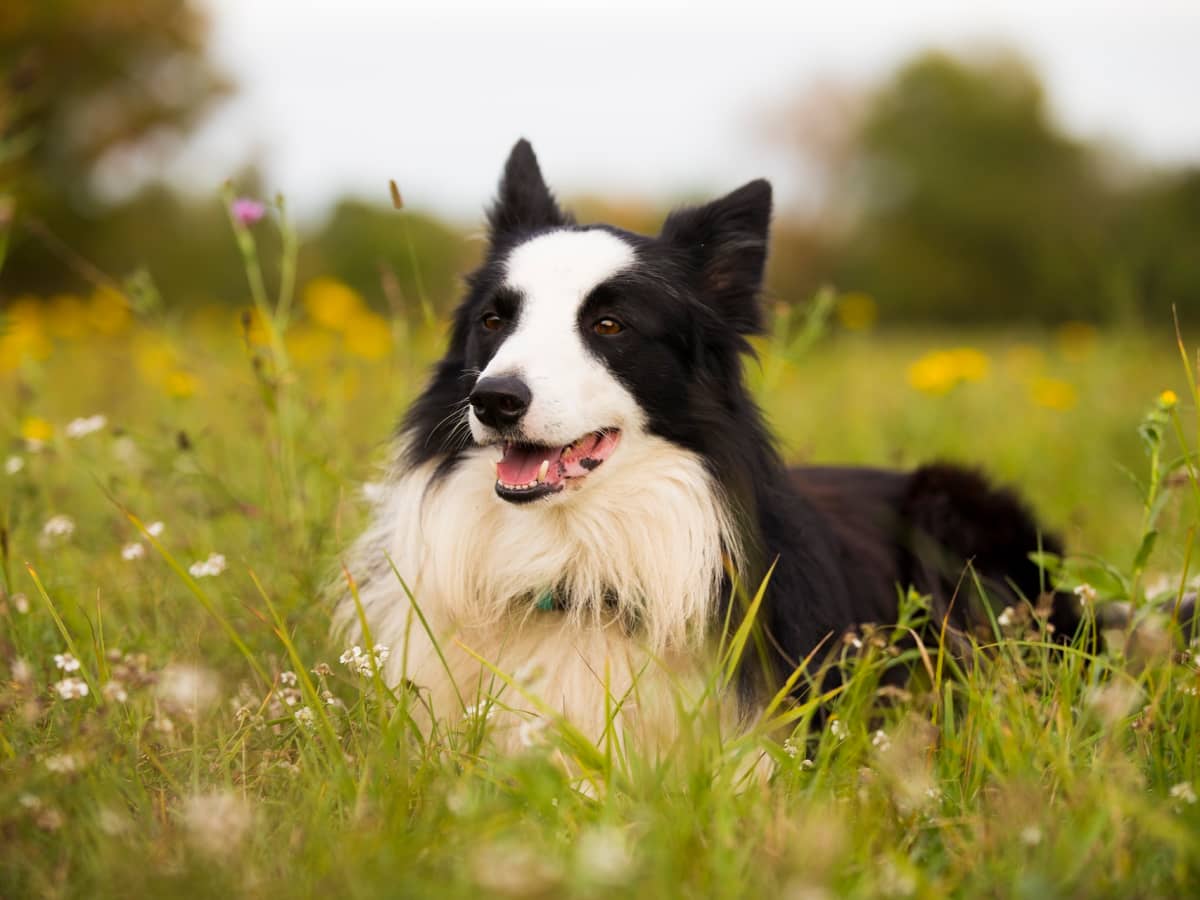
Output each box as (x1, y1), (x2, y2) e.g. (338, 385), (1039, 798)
(1, 0), (1198, 560)
(3, 0), (1199, 326)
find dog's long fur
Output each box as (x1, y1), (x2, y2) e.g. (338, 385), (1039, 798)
(336, 139), (1079, 751)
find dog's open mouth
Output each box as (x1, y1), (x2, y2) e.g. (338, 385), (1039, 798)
(494, 429), (621, 503)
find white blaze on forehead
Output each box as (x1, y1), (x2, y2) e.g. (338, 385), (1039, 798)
(503, 229), (635, 318)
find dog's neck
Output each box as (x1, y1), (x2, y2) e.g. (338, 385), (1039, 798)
(349, 432), (740, 653)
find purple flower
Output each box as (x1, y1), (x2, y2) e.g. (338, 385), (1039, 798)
(230, 197), (266, 226)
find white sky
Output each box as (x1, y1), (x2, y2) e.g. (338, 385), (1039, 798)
(176, 0), (1200, 223)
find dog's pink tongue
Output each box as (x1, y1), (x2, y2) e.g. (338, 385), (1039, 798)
(497, 444), (563, 485)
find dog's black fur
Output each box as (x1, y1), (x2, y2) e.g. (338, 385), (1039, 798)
(401, 140), (1080, 703)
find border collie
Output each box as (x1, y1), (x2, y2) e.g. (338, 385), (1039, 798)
(336, 140), (1078, 750)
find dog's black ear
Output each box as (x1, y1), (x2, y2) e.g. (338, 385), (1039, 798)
(487, 139), (571, 237)
(660, 179), (772, 334)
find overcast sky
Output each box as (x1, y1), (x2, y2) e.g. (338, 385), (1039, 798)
(178, 0), (1200, 223)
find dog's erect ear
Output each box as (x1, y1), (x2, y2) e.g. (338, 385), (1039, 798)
(659, 179), (772, 334)
(487, 139), (571, 238)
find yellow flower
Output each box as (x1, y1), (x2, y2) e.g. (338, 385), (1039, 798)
(44, 293), (89, 340)
(234, 307), (272, 347)
(87, 287), (131, 336)
(304, 278), (365, 332)
(1056, 321), (1097, 363)
(285, 325), (337, 367)
(906, 348), (990, 395)
(1159, 389), (1178, 409)
(21, 417), (54, 443)
(1, 297), (52, 370)
(1030, 377), (1077, 411)
(836, 292), (877, 332)
(165, 370), (200, 398)
(134, 333), (178, 384)
(344, 311), (392, 361)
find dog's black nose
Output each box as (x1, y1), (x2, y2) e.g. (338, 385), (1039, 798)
(470, 376), (531, 429)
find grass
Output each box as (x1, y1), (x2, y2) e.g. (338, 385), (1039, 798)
(2, 236), (1200, 896)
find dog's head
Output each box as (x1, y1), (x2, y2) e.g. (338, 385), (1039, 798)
(408, 139), (773, 505)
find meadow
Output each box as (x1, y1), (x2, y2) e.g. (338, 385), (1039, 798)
(1, 214), (1199, 897)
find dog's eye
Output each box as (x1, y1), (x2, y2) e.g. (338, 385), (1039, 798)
(593, 318), (624, 336)
(481, 313), (505, 332)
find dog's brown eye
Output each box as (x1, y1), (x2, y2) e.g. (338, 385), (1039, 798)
(481, 313), (504, 331)
(594, 318), (623, 336)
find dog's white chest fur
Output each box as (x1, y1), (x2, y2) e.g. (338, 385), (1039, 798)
(338, 436), (738, 750)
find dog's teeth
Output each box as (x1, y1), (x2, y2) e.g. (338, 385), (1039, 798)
(537, 460), (549, 482)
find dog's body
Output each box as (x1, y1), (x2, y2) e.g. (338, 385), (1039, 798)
(337, 140), (1077, 750)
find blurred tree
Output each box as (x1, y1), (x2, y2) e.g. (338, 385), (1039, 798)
(833, 50), (1117, 323)
(0, 0), (230, 291)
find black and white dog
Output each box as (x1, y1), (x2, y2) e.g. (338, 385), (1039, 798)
(338, 140), (1077, 749)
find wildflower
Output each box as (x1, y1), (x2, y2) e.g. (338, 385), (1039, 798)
(87, 287), (131, 336)
(1074, 583), (1097, 605)
(42, 514), (76, 539)
(800, 758), (815, 770)
(165, 369), (200, 398)
(44, 753), (80, 774)
(1160, 389), (1178, 409)
(158, 663), (220, 715)
(12, 658), (33, 684)
(997, 607), (1016, 628)
(279, 670), (298, 687)
(54, 652), (81, 672)
(13, 593), (29, 614)
(102, 680), (129, 703)
(1020, 825), (1043, 847)
(576, 825), (634, 885)
(64, 413), (107, 439)
(1030, 377), (1077, 412)
(304, 277), (365, 332)
(5, 455), (23, 475)
(294, 706), (316, 730)
(344, 310), (393, 361)
(338, 644), (390, 676)
(906, 348), (990, 395)
(829, 717), (848, 742)
(53, 677), (89, 700)
(464, 702), (495, 722)
(21, 416), (53, 450)
(1169, 782), (1198, 805)
(871, 729), (891, 752)
(230, 197), (266, 226)
(310, 662), (332, 677)
(121, 542), (146, 561)
(182, 791), (253, 858)
(188, 553), (227, 578)
(146, 521), (165, 537)
(783, 738), (800, 758)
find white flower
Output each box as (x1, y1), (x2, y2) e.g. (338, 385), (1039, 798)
(997, 606), (1015, 628)
(44, 753), (80, 774)
(102, 680), (129, 703)
(121, 542), (146, 561)
(42, 515), (76, 539)
(53, 677), (89, 700)
(188, 553), (227, 578)
(576, 826), (634, 885)
(54, 652), (81, 672)
(279, 671), (298, 687)
(829, 717), (848, 742)
(182, 791), (252, 858)
(783, 738), (799, 758)
(5, 455), (24, 475)
(65, 414), (107, 439)
(11, 658), (33, 684)
(800, 758), (815, 771)
(1074, 583), (1098, 605)
(1169, 782), (1198, 805)
(146, 521), (165, 537)
(158, 663), (219, 715)
(12, 593), (29, 614)
(1020, 825), (1043, 846)
(871, 729), (891, 751)
(294, 706), (316, 730)
(518, 716), (548, 748)
(338, 644), (390, 676)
